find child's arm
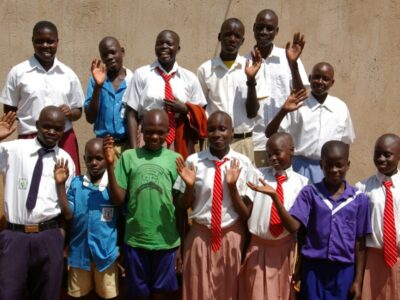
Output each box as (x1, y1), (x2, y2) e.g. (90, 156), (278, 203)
(0, 111), (17, 141)
(286, 32), (306, 92)
(175, 156), (195, 209)
(226, 159), (252, 221)
(247, 178), (301, 232)
(54, 158), (73, 220)
(85, 58), (107, 124)
(59, 105), (82, 122)
(244, 47), (262, 118)
(348, 236), (366, 300)
(103, 136), (126, 204)
(265, 89), (307, 137)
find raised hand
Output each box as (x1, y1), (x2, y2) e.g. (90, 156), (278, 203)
(285, 32), (306, 66)
(103, 135), (115, 165)
(0, 111), (17, 140)
(176, 156), (196, 188)
(282, 89), (308, 113)
(91, 58), (107, 86)
(247, 178), (277, 196)
(59, 104), (72, 120)
(245, 47), (262, 80)
(225, 159), (242, 186)
(54, 158), (69, 184)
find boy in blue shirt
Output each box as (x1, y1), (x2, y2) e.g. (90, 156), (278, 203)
(55, 138), (119, 299)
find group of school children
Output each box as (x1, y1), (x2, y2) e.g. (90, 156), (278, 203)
(0, 7), (398, 300)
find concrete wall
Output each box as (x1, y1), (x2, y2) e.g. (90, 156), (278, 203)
(0, 0), (399, 184)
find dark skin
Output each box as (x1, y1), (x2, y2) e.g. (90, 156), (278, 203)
(85, 37), (126, 124)
(373, 134), (400, 177)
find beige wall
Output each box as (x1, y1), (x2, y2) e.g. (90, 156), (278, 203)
(0, 0), (399, 183)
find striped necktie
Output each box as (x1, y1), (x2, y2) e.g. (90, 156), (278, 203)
(269, 174), (287, 237)
(383, 180), (398, 267)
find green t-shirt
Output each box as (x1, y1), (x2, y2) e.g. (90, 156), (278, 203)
(115, 147), (181, 250)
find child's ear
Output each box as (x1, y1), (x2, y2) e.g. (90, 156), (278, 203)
(308, 74), (312, 82)
(218, 33), (222, 42)
(275, 26), (280, 35)
(121, 47), (125, 56)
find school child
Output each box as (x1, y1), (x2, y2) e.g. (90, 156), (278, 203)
(266, 62), (355, 183)
(0, 106), (75, 300)
(84, 37), (133, 158)
(124, 30), (207, 158)
(248, 140), (371, 300)
(356, 134), (400, 300)
(197, 18), (262, 163)
(246, 9), (309, 167)
(55, 138), (119, 299)
(104, 109), (181, 300)
(241, 132), (309, 300)
(174, 111), (258, 300)
(0, 20), (84, 174)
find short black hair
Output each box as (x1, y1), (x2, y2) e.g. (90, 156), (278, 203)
(33, 21), (58, 37)
(321, 140), (349, 160)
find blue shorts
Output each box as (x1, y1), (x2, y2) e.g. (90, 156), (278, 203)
(123, 244), (178, 298)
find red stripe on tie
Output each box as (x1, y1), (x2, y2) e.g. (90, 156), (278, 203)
(269, 174), (287, 237)
(383, 180), (398, 268)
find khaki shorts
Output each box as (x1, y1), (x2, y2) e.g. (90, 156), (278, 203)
(67, 261), (119, 299)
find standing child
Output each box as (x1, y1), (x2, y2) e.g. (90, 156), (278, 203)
(266, 62), (355, 183)
(104, 109), (181, 300)
(85, 37), (133, 158)
(241, 132), (309, 299)
(356, 134), (400, 300)
(55, 138), (119, 299)
(248, 140), (370, 300)
(175, 111), (257, 300)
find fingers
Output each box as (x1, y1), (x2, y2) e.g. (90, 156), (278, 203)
(285, 41), (291, 51)
(259, 178), (268, 186)
(1, 111), (16, 125)
(103, 135), (115, 148)
(175, 156), (185, 171)
(245, 59), (250, 68)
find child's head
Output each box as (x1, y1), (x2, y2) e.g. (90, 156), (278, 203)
(374, 133), (400, 177)
(141, 109), (169, 151)
(36, 106), (65, 148)
(32, 21), (59, 65)
(218, 18), (245, 58)
(309, 62), (335, 99)
(155, 30), (180, 66)
(253, 9), (279, 49)
(84, 138), (106, 182)
(98, 36), (124, 74)
(207, 111), (234, 155)
(266, 132), (294, 172)
(320, 141), (350, 186)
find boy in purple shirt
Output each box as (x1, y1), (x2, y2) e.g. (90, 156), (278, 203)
(248, 140), (371, 300)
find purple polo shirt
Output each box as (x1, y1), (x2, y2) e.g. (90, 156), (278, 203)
(289, 180), (371, 263)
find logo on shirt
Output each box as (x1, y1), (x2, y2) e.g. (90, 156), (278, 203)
(101, 207), (114, 222)
(18, 178), (28, 190)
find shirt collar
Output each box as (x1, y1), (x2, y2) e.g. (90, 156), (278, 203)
(202, 148), (235, 162)
(212, 55), (245, 71)
(150, 60), (179, 75)
(316, 179), (356, 202)
(30, 138), (60, 156)
(272, 166), (293, 179)
(308, 93), (335, 112)
(83, 170), (108, 191)
(102, 66), (132, 93)
(376, 169), (400, 187)
(28, 55), (63, 73)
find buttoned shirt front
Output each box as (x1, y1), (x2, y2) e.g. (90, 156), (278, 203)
(279, 93), (355, 160)
(197, 55), (255, 134)
(174, 148), (257, 228)
(125, 61), (206, 117)
(356, 170), (400, 249)
(289, 181), (371, 263)
(0, 138), (75, 224)
(0, 56), (84, 134)
(248, 166), (309, 239)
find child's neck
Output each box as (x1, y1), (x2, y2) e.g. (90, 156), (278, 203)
(210, 147), (229, 160)
(108, 67), (126, 91)
(324, 179), (345, 201)
(159, 59), (175, 73)
(257, 44), (273, 59)
(90, 174), (103, 185)
(220, 52), (238, 62)
(35, 54), (54, 72)
(311, 91), (329, 104)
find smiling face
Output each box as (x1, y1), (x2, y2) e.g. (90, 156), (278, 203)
(155, 30), (180, 67)
(309, 62), (335, 100)
(266, 133), (294, 172)
(207, 111), (234, 158)
(320, 141), (350, 186)
(142, 109), (169, 151)
(36, 106), (65, 148)
(99, 37), (124, 73)
(374, 134), (400, 176)
(84, 138), (106, 182)
(32, 26), (58, 67)
(253, 10), (279, 49)
(218, 19), (245, 60)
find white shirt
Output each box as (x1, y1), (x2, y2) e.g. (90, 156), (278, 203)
(125, 60), (206, 117)
(248, 166), (309, 239)
(245, 45), (309, 151)
(174, 148), (258, 228)
(279, 93), (355, 160)
(0, 56), (84, 134)
(355, 170), (400, 249)
(197, 55), (255, 134)
(0, 138), (75, 224)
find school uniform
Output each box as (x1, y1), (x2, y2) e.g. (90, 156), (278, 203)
(197, 55), (256, 162)
(289, 180), (371, 300)
(356, 170), (400, 300)
(239, 167), (309, 300)
(279, 93), (355, 183)
(174, 148), (258, 300)
(244, 45), (309, 167)
(0, 138), (75, 300)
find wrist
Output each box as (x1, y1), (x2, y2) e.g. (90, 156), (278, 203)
(246, 78), (257, 86)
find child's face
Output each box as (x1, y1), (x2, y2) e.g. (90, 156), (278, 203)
(253, 13), (279, 49)
(36, 108), (65, 148)
(374, 137), (400, 176)
(218, 21), (245, 57)
(32, 27), (58, 64)
(84, 141), (106, 180)
(266, 139), (293, 172)
(99, 39), (124, 73)
(320, 152), (349, 186)
(207, 113), (233, 153)
(142, 113), (169, 151)
(309, 64), (335, 97)
(155, 31), (180, 65)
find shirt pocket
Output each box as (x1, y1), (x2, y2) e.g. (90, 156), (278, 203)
(343, 217), (356, 239)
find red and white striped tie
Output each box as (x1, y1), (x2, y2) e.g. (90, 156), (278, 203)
(211, 158), (229, 252)
(383, 180), (398, 268)
(269, 174), (287, 237)
(156, 67), (176, 145)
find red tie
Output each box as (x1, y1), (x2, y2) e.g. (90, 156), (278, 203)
(269, 174), (287, 237)
(211, 158), (229, 252)
(156, 67), (176, 145)
(383, 180), (398, 268)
